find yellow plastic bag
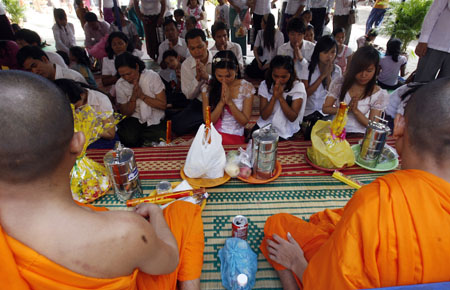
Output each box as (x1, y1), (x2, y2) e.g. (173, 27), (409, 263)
(307, 120), (355, 169)
(70, 105), (123, 203)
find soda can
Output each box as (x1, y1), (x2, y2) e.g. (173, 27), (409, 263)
(232, 215), (248, 240)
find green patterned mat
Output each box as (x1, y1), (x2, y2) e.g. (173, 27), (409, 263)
(92, 172), (387, 289)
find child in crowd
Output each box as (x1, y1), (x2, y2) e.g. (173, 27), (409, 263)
(304, 24), (315, 44)
(54, 78), (117, 149)
(322, 46), (389, 135)
(300, 35), (341, 117)
(102, 31), (142, 87)
(109, 7), (141, 50)
(356, 28), (378, 49)
(183, 16), (198, 38)
(215, 0), (230, 28)
(246, 13), (284, 79)
(333, 27), (353, 73)
(201, 50), (254, 145)
(186, 0), (203, 29)
(69, 46), (97, 87)
(52, 8), (76, 55)
(378, 38), (407, 90)
(174, 9), (185, 36)
(255, 55), (307, 140)
(300, 10), (312, 27)
(161, 50), (189, 109)
(75, 0), (89, 30)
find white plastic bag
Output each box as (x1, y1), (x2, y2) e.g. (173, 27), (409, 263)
(184, 124), (226, 179)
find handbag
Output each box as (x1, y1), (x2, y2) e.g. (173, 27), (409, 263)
(301, 111), (325, 141)
(348, 0), (357, 25)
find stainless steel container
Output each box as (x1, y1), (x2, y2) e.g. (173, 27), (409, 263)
(358, 117), (391, 168)
(104, 142), (143, 202)
(252, 124), (279, 180)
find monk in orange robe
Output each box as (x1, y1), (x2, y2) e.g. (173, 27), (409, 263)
(0, 70), (204, 290)
(260, 77), (450, 289)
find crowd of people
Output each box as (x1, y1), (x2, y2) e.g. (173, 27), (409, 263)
(1, 0), (450, 289)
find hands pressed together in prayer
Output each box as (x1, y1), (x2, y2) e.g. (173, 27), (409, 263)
(220, 83), (232, 106)
(293, 43), (303, 62)
(266, 233), (308, 281)
(273, 80), (285, 101)
(195, 59), (209, 82)
(348, 97), (360, 114)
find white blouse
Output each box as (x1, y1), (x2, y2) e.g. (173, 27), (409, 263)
(257, 80), (307, 139)
(328, 77), (389, 133)
(254, 30), (285, 63)
(52, 23), (76, 54)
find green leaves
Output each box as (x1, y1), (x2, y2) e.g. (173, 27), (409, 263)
(3, 0), (26, 24)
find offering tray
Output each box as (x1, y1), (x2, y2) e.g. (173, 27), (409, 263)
(352, 144), (399, 172)
(180, 166), (231, 188)
(237, 161), (282, 184)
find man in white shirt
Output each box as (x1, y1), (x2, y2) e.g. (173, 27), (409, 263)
(17, 46), (88, 84)
(307, 0), (334, 41)
(414, 0), (450, 82)
(134, 0), (166, 60)
(157, 19), (189, 66)
(250, 0), (271, 49)
(333, 0), (353, 45)
(210, 21), (244, 75)
(281, 0), (306, 40)
(277, 17), (314, 78)
(172, 29), (212, 136)
(14, 28), (68, 68)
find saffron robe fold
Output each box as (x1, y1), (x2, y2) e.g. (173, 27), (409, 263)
(261, 170), (450, 289)
(0, 201), (204, 290)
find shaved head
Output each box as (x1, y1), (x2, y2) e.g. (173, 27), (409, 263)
(0, 70), (74, 183)
(404, 77), (450, 161)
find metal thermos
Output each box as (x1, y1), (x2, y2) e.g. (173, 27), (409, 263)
(104, 142), (143, 202)
(252, 124), (279, 180)
(358, 117), (391, 168)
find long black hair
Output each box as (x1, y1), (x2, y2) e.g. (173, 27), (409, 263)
(308, 35), (338, 88)
(55, 78), (111, 104)
(265, 55), (296, 93)
(262, 13), (276, 51)
(114, 51), (145, 76)
(386, 38), (402, 63)
(105, 31), (134, 59)
(53, 8), (67, 29)
(209, 50), (241, 109)
(69, 46), (91, 67)
(339, 46), (380, 102)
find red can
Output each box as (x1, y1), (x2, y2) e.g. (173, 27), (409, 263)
(232, 215), (248, 240)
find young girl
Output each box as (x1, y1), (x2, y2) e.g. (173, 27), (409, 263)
(247, 13), (284, 79)
(356, 28), (378, 49)
(201, 50), (254, 145)
(255, 55), (307, 140)
(102, 31), (143, 87)
(54, 78), (117, 149)
(110, 7), (141, 50)
(187, 0), (203, 29)
(322, 46), (389, 135)
(52, 8), (76, 55)
(300, 35), (341, 117)
(333, 27), (353, 73)
(304, 24), (315, 44)
(378, 38), (407, 90)
(69, 46), (97, 88)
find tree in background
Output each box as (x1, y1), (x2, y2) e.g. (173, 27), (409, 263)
(3, 0), (26, 24)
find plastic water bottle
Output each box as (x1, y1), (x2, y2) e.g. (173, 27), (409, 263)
(235, 273), (248, 290)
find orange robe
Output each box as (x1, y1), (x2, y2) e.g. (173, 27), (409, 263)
(260, 169), (450, 289)
(0, 201), (204, 290)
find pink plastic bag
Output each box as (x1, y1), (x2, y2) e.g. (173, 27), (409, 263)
(242, 10), (251, 29)
(87, 35), (108, 60)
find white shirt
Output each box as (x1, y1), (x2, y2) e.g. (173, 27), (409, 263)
(52, 23), (76, 54)
(333, 0), (352, 16)
(177, 0), (203, 11)
(55, 64), (88, 84)
(229, 0), (247, 10)
(286, 0), (307, 15)
(254, 30), (285, 63)
(257, 80), (307, 139)
(378, 55), (407, 86)
(102, 49), (144, 76)
(277, 40), (315, 79)
(215, 4), (230, 27)
(328, 77), (389, 133)
(254, 0), (271, 15)
(299, 64), (342, 116)
(116, 69), (165, 126)
(418, 0), (450, 53)
(181, 51), (213, 101)
(45, 51), (68, 68)
(307, 0), (334, 12)
(385, 84), (409, 118)
(140, 0), (161, 15)
(87, 89), (114, 115)
(211, 41), (244, 74)
(157, 37), (189, 64)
